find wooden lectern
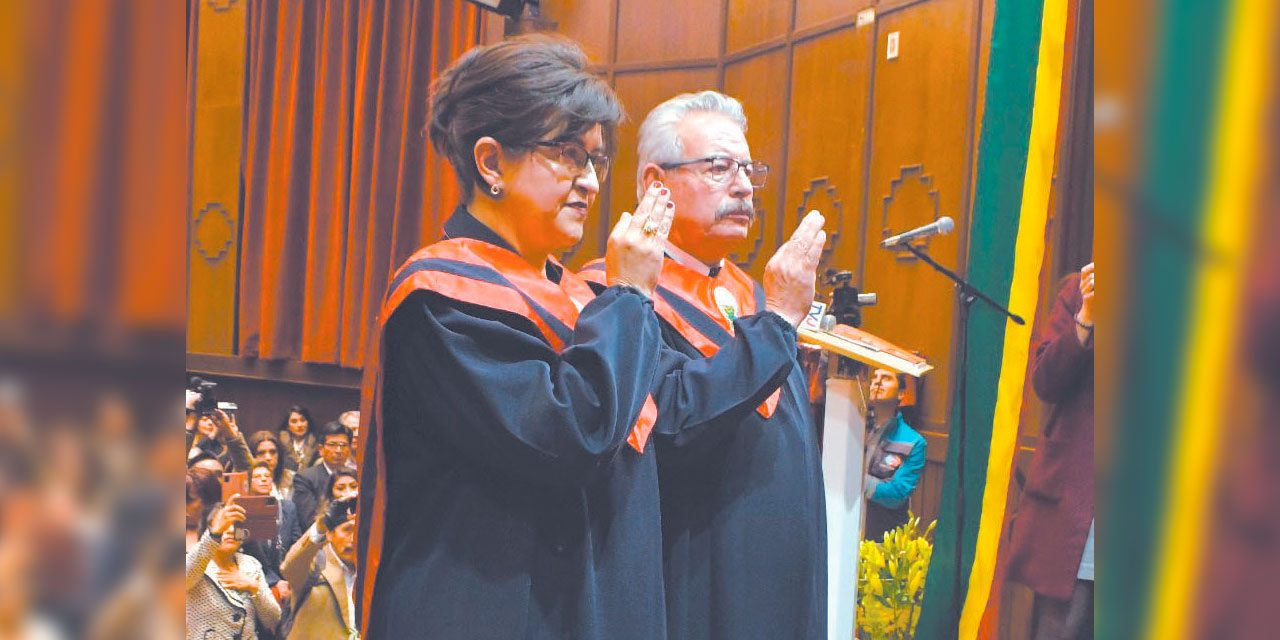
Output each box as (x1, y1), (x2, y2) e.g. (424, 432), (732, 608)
(797, 302), (931, 640)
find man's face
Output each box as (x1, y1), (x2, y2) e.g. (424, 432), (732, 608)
(660, 112), (756, 264)
(868, 368), (903, 407)
(250, 466), (273, 495)
(340, 412), (360, 450)
(320, 434), (350, 468)
(327, 518), (357, 566)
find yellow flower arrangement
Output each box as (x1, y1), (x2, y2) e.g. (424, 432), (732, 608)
(856, 514), (936, 640)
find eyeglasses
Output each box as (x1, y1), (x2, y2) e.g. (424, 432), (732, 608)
(533, 140), (611, 182)
(323, 440), (350, 449)
(658, 156), (769, 188)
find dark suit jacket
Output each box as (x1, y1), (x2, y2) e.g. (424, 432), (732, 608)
(291, 464), (331, 530)
(1005, 273), (1094, 600)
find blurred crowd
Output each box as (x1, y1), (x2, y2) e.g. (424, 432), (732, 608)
(0, 381), (184, 640)
(0, 376), (364, 640)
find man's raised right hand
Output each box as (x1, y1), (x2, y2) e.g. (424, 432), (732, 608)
(763, 210), (826, 327)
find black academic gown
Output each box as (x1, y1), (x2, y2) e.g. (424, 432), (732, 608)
(583, 256), (828, 640)
(359, 209), (800, 640)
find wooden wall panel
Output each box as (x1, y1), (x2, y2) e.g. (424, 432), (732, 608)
(615, 0), (722, 65)
(723, 50), (789, 272)
(860, 0), (978, 436)
(784, 25), (874, 284)
(541, 0), (613, 61)
(188, 0), (246, 355)
(726, 0), (790, 55)
(794, 0), (863, 34)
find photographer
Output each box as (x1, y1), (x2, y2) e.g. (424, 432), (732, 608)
(280, 497), (357, 639)
(186, 496), (282, 639)
(186, 386), (253, 473)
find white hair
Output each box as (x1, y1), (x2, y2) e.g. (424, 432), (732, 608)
(634, 90), (748, 199)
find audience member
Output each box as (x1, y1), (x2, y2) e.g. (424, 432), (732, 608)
(277, 406), (318, 471)
(186, 409), (253, 473)
(186, 497), (282, 639)
(241, 461), (303, 627)
(337, 410), (359, 460)
(187, 452), (225, 476)
(248, 430), (296, 500)
(186, 469), (223, 552)
(281, 497), (358, 639)
(325, 470), (358, 504)
(862, 368), (927, 541)
(290, 422), (354, 527)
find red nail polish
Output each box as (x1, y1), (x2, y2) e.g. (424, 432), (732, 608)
(660, 189), (669, 196)
(652, 181), (663, 189)
(666, 202), (675, 209)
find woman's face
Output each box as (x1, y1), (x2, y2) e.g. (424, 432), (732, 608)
(255, 441), (279, 471)
(250, 467), (274, 495)
(287, 412), (308, 437)
(216, 529), (242, 555)
(499, 124), (605, 256)
(332, 475), (359, 501)
(197, 415), (218, 439)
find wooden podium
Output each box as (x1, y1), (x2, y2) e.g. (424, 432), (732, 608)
(797, 303), (931, 640)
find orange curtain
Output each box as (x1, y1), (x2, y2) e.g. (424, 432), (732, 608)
(238, 0), (480, 367)
(11, 0), (186, 335)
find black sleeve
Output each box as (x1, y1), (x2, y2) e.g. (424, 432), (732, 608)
(382, 285), (664, 487)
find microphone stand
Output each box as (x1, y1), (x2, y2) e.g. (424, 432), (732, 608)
(899, 241), (1022, 638)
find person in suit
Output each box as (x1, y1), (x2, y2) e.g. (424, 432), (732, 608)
(281, 497), (359, 640)
(291, 422), (355, 528)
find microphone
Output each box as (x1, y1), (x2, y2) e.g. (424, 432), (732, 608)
(880, 216), (955, 248)
(856, 292), (877, 306)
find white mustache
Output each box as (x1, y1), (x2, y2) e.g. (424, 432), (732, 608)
(715, 200), (754, 221)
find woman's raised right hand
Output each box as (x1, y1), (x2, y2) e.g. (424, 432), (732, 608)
(209, 494), (246, 536)
(604, 181), (676, 298)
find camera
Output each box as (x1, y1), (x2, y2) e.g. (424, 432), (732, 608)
(823, 270), (877, 328)
(188, 376), (218, 417)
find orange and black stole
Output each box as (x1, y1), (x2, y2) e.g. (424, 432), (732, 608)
(355, 239), (657, 638)
(579, 257), (781, 418)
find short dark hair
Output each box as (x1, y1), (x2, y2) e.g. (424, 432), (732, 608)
(427, 33), (625, 200)
(279, 405), (315, 437)
(186, 468), (222, 534)
(319, 421), (352, 444)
